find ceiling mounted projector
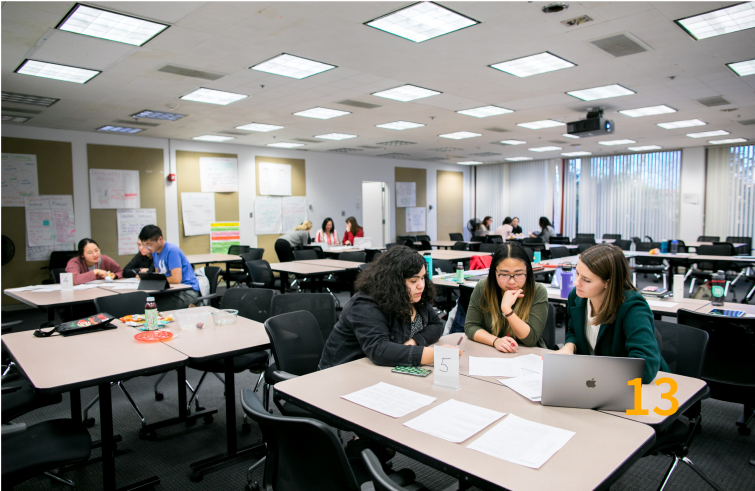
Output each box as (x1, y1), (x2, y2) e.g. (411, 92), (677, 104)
(566, 109), (614, 137)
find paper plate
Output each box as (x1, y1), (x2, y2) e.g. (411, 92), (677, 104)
(134, 330), (173, 342)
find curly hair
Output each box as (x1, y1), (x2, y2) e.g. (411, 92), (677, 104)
(355, 245), (436, 321)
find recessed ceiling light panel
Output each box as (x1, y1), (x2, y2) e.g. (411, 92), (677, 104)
(131, 110), (186, 121)
(676, 2), (755, 40)
(619, 105), (677, 118)
(562, 133), (580, 139)
(250, 53), (336, 79)
(58, 4), (168, 46)
(517, 120), (565, 130)
(372, 84), (441, 102)
(1, 91), (59, 107)
(490, 52), (575, 77)
(236, 123), (284, 132)
(499, 140), (527, 145)
(181, 88), (247, 105)
(193, 135), (234, 142)
(457, 161), (483, 165)
(598, 139), (636, 145)
(365, 1), (480, 43)
(268, 142), (304, 148)
(294, 107), (350, 119)
(439, 131), (482, 139)
(2, 115), (31, 123)
(687, 130), (730, 138)
(529, 146), (562, 152)
(315, 133), (357, 140)
(727, 58), (755, 77)
(456, 105), (513, 118)
(505, 157), (533, 161)
(562, 151), (592, 156)
(709, 138), (747, 144)
(15, 59), (100, 84)
(98, 125), (142, 133)
(657, 119), (706, 129)
(376, 121), (425, 130)
(628, 145), (663, 151)
(567, 84), (635, 101)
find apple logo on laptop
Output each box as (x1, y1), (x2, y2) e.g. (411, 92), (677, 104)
(586, 378), (596, 388)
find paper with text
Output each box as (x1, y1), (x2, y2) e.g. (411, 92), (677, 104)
(341, 382), (436, 418)
(181, 192), (215, 236)
(258, 162), (292, 196)
(200, 157), (238, 192)
(395, 182), (416, 207)
(405, 207), (425, 233)
(469, 356), (522, 378)
(117, 208), (156, 255)
(281, 196), (307, 232)
(254, 197), (282, 234)
(516, 354), (544, 374)
(25, 195), (75, 248)
(2, 153), (39, 207)
(404, 399), (505, 443)
(498, 373), (543, 402)
(90, 169), (140, 209)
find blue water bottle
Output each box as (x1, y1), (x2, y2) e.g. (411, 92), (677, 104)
(424, 255), (433, 280)
(533, 250), (541, 263)
(560, 265), (574, 298)
(660, 240), (669, 254)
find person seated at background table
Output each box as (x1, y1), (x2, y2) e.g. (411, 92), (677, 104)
(555, 244), (668, 384)
(138, 225), (199, 310)
(464, 242), (548, 351)
(530, 216), (556, 243)
(474, 216), (493, 237)
(65, 238), (124, 285)
(493, 217), (514, 240)
(511, 217), (522, 234)
(123, 238), (154, 278)
(314, 217), (340, 245)
(319, 245), (461, 369)
(342, 216), (363, 246)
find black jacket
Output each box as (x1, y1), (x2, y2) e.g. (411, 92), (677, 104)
(319, 293), (443, 369)
(511, 225), (523, 234)
(122, 253), (153, 278)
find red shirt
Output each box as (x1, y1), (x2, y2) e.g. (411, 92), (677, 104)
(342, 229), (364, 245)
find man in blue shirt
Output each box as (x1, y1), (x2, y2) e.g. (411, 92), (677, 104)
(139, 225), (200, 311)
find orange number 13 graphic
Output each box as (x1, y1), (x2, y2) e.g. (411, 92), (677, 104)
(627, 377), (679, 416)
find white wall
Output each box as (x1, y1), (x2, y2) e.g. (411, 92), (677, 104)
(679, 147), (706, 243)
(2, 124), (472, 246)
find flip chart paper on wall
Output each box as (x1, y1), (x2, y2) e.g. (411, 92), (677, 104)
(2, 153), (39, 207)
(210, 222), (240, 254)
(24, 195), (75, 247)
(26, 244), (74, 262)
(181, 192), (215, 236)
(117, 208), (157, 255)
(199, 157), (238, 193)
(406, 207), (426, 233)
(89, 168), (140, 209)
(254, 197), (282, 235)
(258, 162), (292, 196)
(395, 182), (416, 207)
(281, 196), (307, 233)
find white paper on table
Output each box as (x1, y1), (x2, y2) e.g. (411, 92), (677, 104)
(341, 382), (436, 418)
(516, 354), (544, 374)
(109, 284), (139, 290)
(72, 284), (101, 290)
(498, 373), (543, 402)
(468, 357), (522, 378)
(117, 278), (140, 283)
(30, 284), (61, 291)
(404, 399), (505, 443)
(6, 286), (42, 292)
(645, 300), (677, 308)
(29, 288), (59, 293)
(467, 414), (575, 469)
(87, 280), (106, 284)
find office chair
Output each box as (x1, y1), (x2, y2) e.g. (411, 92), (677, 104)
(521, 246), (534, 262)
(449, 233), (463, 241)
(577, 243), (596, 254)
(725, 236), (752, 255)
(576, 233), (595, 239)
(686, 245), (740, 298)
(602, 234), (621, 240)
(470, 235), (486, 243)
(459, 284), (475, 314)
(431, 259), (455, 274)
(386, 243), (399, 249)
(40, 250), (77, 284)
(358, 263), (370, 273)
(486, 235), (503, 244)
(417, 239), (432, 251)
(573, 236), (596, 245)
(479, 243), (499, 253)
(549, 236), (570, 245)
(677, 309), (755, 437)
(224, 245), (252, 285)
(225, 250), (264, 287)
(50, 268), (66, 284)
(610, 239), (631, 251)
(697, 235), (720, 243)
(416, 235), (431, 242)
(398, 235), (417, 244)
(549, 247), (572, 259)
(362, 449), (430, 491)
(365, 249), (382, 263)
(340, 251), (366, 263)
(451, 241), (468, 251)
(196, 266), (222, 307)
(304, 245), (326, 259)
(246, 260), (278, 289)
(540, 303), (557, 350)
(292, 249), (318, 261)
(270, 293), (337, 344)
(634, 242), (668, 288)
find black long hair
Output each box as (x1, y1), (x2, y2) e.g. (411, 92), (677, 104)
(482, 242), (537, 336)
(502, 216), (513, 225)
(77, 238), (98, 258)
(355, 246), (436, 321)
(538, 216), (552, 231)
(321, 217), (334, 234)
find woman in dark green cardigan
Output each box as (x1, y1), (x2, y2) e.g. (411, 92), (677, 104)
(556, 244), (669, 384)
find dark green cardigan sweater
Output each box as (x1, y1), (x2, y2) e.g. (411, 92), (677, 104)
(564, 289), (669, 384)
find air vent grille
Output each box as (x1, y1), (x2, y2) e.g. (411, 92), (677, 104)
(2, 91), (59, 107)
(377, 153), (411, 158)
(429, 147), (462, 152)
(376, 140), (416, 146)
(113, 119), (160, 127)
(421, 157), (449, 161)
(216, 130), (246, 136)
(697, 96), (731, 107)
(158, 65), (225, 81)
(590, 33), (650, 57)
(329, 148), (363, 153)
(1, 107), (42, 114)
(359, 145), (382, 149)
(337, 99), (381, 109)
(292, 138), (321, 143)
(470, 152), (501, 157)
(484, 127), (510, 133)
(738, 119), (755, 125)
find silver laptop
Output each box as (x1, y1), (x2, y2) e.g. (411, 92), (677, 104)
(541, 353), (644, 411)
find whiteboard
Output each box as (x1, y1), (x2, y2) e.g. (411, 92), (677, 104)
(200, 157), (238, 192)
(2, 153), (39, 207)
(117, 208), (157, 255)
(255, 197), (282, 234)
(90, 168), (140, 209)
(396, 182), (416, 207)
(181, 192), (215, 236)
(24, 195), (75, 247)
(258, 162), (292, 196)
(406, 206), (426, 233)
(281, 196), (307, 233)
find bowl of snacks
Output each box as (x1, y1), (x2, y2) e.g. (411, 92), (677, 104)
(211, 309), (239, 326)
(173, 308), (211, 331)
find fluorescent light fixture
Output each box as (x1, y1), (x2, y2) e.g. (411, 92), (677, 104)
(657, 119), (706, 129)
(499, 140), (526, 145)
(15, 59), (100, 84)
(628, 145), (663, 151)
(236, 123), (284, 132)
(439, 131), (482, 139)
(675, 2), (755, 40)
(315, 133), (357, 140)
(457, 161), (482, 165)
(687, 130), (730, 138)
(505, 157), (533, 161)
(517, 120), (565, 130)
(365, 1), (479, 43)
(293, 107), (350, 119)
(562, 133), (580, 139)
(529, 146), (562, 152)
(457, 105), (513, 118)
(267, 142), (304, 148)
(490, 51), (575, 77)
(567, 84), (635, 101)
(58, 4), (168, 46)
(97, 125), (142, 133)
(372, 84), (440, 102)
(727, 58), (755, 76)
(2, 115), (30, 123)
(598, 139), (636, 146)
(250, 53), (335, 79)
(193, 135), (234, 142)
(181, 88), (247, 105)
(1, 91), (59, 107)
(619, 105), (677, 118)
(709, 138), (747, 144)
(376, 121), (425, 130)
(561, 151), (592, 157)
(131, 110), (185, 121)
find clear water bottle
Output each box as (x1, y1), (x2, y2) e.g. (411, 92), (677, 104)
(670, 240), (679, 255)
(456, 262), (464, 284)
(144, 296), (159, 331)
(711, 271), (725, 306)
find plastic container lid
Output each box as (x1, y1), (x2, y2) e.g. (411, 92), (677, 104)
(146, 296), (155, 301)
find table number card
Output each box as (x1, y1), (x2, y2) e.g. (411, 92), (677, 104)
(59, 273), (74, 290)
(434, 345), (460, 391)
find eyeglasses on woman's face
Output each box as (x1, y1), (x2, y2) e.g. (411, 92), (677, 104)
(495, 272), (526, 282)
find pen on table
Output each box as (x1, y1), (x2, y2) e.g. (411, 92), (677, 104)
(457, 336), (464, 346)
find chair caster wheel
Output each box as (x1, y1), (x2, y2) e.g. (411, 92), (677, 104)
(189, 471), (203, 482)
(154, 392), (164, 401)
(203, 415), (214, 425)
(738, 426), (751, 436)
(241, 422), (252, 434)
(83, 417), (96, 428)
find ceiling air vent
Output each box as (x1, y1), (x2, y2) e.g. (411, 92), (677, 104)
(113, 119), (160, 127)
(292, 138), (321, 143)
(329, 148), (363, 153)
(377, 153), (411, 158)
(1, 107), (42, 114)
(2, 91), (59, 107)
(337, 99), (381, 109)
(470, 152), (501, 157)
(377, 140), (416, 146)
(696, 96), (730, 107)
(421, 157), (449, 161)
(485, 127), (510, 133)
(590, 32), (651, 57)
(216, 130), (246, 136)
(158, 65), (225, 81)
(549, 140), (567, 144)
(359, 145), (382, 149)
(738, 119), (755, 125)
(430, 147), (462, 152)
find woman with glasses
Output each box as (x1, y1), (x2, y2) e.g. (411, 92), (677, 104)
(65, 238), (123, 285)
(464, 242), (548, 351)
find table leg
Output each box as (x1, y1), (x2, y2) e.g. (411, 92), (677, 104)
(279, 272), (288, 294)
(70, 388), (81, 422)
(177, 366), (187, 420)
(47, 307), (55, 322)
(139, 367), (216, 435)
(99, 382), (116, 490)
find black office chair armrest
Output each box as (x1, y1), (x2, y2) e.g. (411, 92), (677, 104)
(270, 370), (297, 384)
(194, 292), (219, 303)
(1, 422), (27, 436)
(250, 282), (266, 288)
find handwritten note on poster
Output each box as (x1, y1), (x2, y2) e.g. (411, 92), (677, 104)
(117, 208), (157, 255)
(406, 206), (426, 233)
(254, 197), (282, 234)
(181, 193), (215, 236)
(2, 153), (39, 207)
(258, 162), (292, 196)
(90, 169), (140, 209)
(396, 182), (416, 207)
(281, 196), (307, 233)
(25, 195), (75, 248)
(26, 244), (74, 262)
(200, 157), (238, 193)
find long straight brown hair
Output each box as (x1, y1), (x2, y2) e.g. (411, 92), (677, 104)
(579, 244), (636, 325)
(481, 242), (537, 336)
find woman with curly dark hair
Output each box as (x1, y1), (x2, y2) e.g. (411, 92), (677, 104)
(319, 245), (461, 369)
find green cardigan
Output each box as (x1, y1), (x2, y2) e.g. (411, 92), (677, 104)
(564, 289), (669, 384)
(464, 279), (548, 349)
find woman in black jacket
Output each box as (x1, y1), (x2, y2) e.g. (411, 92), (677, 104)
(319, 245), (461, 369)
(122, 239), (154, 278)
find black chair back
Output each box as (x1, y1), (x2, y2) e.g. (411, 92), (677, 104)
(48, 251), (78, 270)
(725, 236), (752, 254)
(366, 250), (382, 263)
(459, 284), (475, 313)
(50, 268), (66, 284)
(274, 239), (293, 263)
(418, 239), (432, 251)
(358, 263), (370, 273)
(246, 260), (276, 289)
(292, 249), (318, 261)
(696, 245), (735, 271)
(240, 388), (360, 491)
(228, 245), (251, 255)
(697, 236), (720, 242)
(397, 235), (417, 243)
(385, 243), (399, 249)
(271, 293), (337, 342)
(245, 248), (265, 261)
(219, 287), (274, 324)
(305, 245), (325, 259)
(470, 236), (485, 243)
(416, 235), (431, 242)
(94, 291), (150, 318)
(549, 247), (572, 259)
(654, 320), (708, 378)
(549, 236), (570, 245)
(432, 259), (455, 274)
(635, 242), (664, 266)
(451, 242), (468, 251)
(339, 251), (366, 263)
(631, 237), (641, 245)
(712, 242), (736, 256)
(541, 303), (556, 350)
(204, 266), (222, 295)
(576, 233), (595, 239)
(479, 243), (498, 253)
(614, 240), (632, 251)
(573, 237), (596, 245)
(449, 233), (463, 241)
(362, 449), (408, 491)
(602, 234), (621, 240)
(521, 246), (534, 261)
(486, 235), (503, 244)
(577, 243), (595, 254)
(264, 311), (325, 376)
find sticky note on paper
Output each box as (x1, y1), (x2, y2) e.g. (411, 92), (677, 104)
(43, 220), (50, 226)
